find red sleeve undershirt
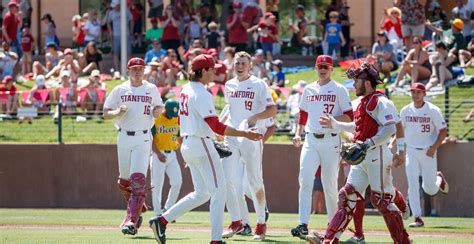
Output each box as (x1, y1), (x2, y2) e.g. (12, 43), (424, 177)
(298, 110), (308, 126)
(344, 110), (354, 121)
(204, 116), (227, 136)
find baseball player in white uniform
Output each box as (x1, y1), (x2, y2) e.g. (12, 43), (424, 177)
(400, 82), (449, 228)
(103, 57), (163, 235)
(148, 54), (262, 244)
(221, 51), (277, 241)
(291, 55), (353, 237)
(309, 61), (410, 243)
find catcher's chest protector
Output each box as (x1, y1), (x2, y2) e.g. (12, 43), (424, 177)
(353, 92), (382, 142)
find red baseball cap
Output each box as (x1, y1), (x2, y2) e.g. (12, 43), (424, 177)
(8, 1), (19, 8)
(264, 12), (275, 19)
(2, 75), (13, 84)
(410, 82), (426, 92)
(232, 2), (242, 9)
(191, 54), (215, 71)
(315, 55), (333, 67)
(150, 17), (158, 23)
(207, 48), (218, 57)
(127, 57), (145, 69)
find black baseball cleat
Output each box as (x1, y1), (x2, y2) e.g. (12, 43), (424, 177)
(149, 216), (167, 244)
(265, 208), (270, 222)
(291, 224), (309, 239)
(121, 221), (138, 235)
(237, 224), (252, 236)
(136, 216), (143, 229)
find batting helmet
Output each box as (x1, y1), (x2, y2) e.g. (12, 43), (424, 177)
(165, 99), (179, 118)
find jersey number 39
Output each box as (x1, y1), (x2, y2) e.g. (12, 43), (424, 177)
(180, 93), (189, 116)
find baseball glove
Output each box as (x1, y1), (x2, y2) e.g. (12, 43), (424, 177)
(214, 140), (232, 158)
(340, 141), (370, 165)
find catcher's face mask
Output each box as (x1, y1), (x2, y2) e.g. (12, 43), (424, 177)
(346, 61), (382, 86)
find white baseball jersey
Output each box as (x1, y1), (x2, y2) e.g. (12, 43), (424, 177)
(224, 75), (274, 129)
(400, 102), (446, 149)
(104, 80), (162, 131)
(299, 80), (352, 134)
(179, 81), (217, 138)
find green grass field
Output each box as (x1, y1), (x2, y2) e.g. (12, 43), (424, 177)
(1, 209), (473, 243)
(1, 67), (473, 143)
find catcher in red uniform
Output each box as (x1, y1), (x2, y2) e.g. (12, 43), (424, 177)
(306, 60), (410, 243)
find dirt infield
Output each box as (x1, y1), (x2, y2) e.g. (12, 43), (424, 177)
(2, 224), (473, 239)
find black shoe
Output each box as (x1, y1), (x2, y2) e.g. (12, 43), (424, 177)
(237, 224), (252, 236)
(149, 216), (167, 244)
(136, 216), (143, 229)
(121, 221), (137, 235)
(291, 224), (308, 238)
(265, 208), (270, 222)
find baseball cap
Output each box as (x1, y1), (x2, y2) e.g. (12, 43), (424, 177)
(91, 69), (100, 77)
(127, 57), (145, 69)
(2, 75), (13, 84)
(409, 82), (426, 92)
(8, 1), (19, 8)
(164, 99), (179, 118)
(315, 55), (333, 66)
(207, 48), (218, 57)
(346, 60), (383, 85)
(190, 54), (216, 71)
(64, 48), (73, 55)
(264, 12), (275, 19)
(255, 49), (264, 56)
(272, 59), (283, 66)
(453, 18), (464, 30)
(46, 42), (58, 49)
(36, 75), (46, 86)
(61, 70), (70, 78)
(110, 0), (119, 8)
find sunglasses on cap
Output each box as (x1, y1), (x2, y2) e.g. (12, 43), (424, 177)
(317, 64), (331, 70)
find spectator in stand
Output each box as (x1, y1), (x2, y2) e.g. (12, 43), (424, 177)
(395, 36), (432, 86)
(20, 0), (33, 28)
(451, 0), (471, 43)
(428, 4), (448, 30)
(251, 49), (268, 80)
(148, 0), (164, 19)
(459, 37), (474, 68)
(130, 1), (144, 47)
(368, 31), (398, 81)
(160, 5), (181, 52)
(145, 57), (166, 87)
(205, 21), (223, 50)
(162, 49), (182, 86)
(54, 70), (77, 117)
(79, 69), (105, 115)
(41, 13), (59, 47)
(178, 40), (204, 65)
(289, 5), (317, 56)
(270, 59), (284, 88)
(145, 17), (163, 44)
(145, 39), (166, 64)
(426, 41), (455, 90)
(107, 0), (132, 71)
(0, 41), (19, 80)
(208, 48), (226, 85)
(223, 47), (236, 79)
(25, 75), (51, 116)
(72, 15), (86, 51)
(184, 14), (203, 49)
(3, 1), (22, 58)
(266, 0), (280, 23)
(426, 18), (467, 59)
(286, 80), (306, 134)
(339, 1), (352, 58)
(324, 11), (346, 61)
(46, 48), (80, 83)
(395, 0), (427, 51)
(380, 7), (403, 50)
(254, 12), (278, 61)
(20, 26), (34, 74)
(227, 2), (248, 52)
(84, 11), (101, 46)
(79, 41), (103, 74)
(32, 42), (63, 79)
(0, 75), (18, 115)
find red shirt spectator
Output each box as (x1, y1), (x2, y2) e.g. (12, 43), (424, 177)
(214, 61), (227, 84)
(242, 4), (261, 27)
(0, 77), (17, 94)
(3, 8), (20, 41)
(160, 15), (180, 41)
(227, 13), (247, 44)
(21, 32), (34, 52)
(382, 18), (402, 39)
(258, 20), (278, 43)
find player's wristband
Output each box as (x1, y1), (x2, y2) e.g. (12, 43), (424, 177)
(396, 138), (405, 153)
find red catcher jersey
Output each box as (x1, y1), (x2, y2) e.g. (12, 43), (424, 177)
(299, 80), (352, 134)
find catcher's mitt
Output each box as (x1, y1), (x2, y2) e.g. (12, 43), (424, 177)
(340, 141), (370, 165)
(214, 140), (232, 158)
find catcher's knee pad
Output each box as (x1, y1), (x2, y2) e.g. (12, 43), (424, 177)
(128, 173), (147, 223)
(325, 184), (360, 241)
(393, 188), (407, 213)
(130, 173), (147, 196)
(118, 178), (132, 201)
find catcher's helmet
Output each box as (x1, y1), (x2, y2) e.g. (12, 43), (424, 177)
(165, 99), (179, 118)
(346, 60), (382, 86)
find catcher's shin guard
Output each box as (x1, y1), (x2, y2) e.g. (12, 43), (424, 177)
(324, 184), (359, 241)
(127, 173), (148, 224)
(118, 178), (148, 213)
(370, 192), (410, 244)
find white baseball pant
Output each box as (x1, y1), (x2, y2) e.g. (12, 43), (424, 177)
(405, 147), (441, 218)
(298, 133), (340, 224)
(150, 150), (183, 216)
(117, 131), (152, 179)
(162, 136), (226, 241)
(223, 136), (266, 224)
